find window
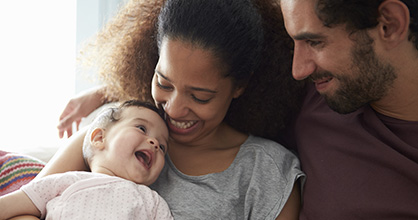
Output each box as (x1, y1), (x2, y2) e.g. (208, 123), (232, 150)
(0, 1), (124, 160)
(0, 1), (76, 155)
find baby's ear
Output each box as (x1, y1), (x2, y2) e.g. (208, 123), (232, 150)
(90, 128), (105, 151)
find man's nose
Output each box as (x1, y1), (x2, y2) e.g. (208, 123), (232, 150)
(292, 43), (316, 81)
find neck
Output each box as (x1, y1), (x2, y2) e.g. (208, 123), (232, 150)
(90, 166), (115, 176)
(371, 66), (418, 121)
(89, 158), (116, 177)
(372, 101), (418, 121)
(167, 123), (247, 175)
(168, 123), (246, 151)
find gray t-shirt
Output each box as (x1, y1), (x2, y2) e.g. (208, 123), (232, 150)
(150, 135), (304, 219)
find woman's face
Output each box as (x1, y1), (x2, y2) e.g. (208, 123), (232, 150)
(151, 39), (243, 145)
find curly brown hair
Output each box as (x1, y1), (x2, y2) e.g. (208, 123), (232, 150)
(79, 0), (163, 102)
(79, 0), (306, 143)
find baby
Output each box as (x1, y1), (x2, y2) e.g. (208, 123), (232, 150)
(0, 100), (173, 219)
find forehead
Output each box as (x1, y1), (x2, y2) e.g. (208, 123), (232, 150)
(158, 38), (227, 80)
(280, 0), (324, 37)
(121, 107), (168, 134)
(120, 106), (158, 119)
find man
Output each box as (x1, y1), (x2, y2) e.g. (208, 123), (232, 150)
(280, 0), (418, 219)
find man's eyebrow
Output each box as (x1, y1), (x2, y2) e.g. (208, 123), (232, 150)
(293, 32), (326, 41)
(155, 70), (217, 94)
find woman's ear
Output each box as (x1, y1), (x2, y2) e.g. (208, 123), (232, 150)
(233, 76), (252, 99)
(377, 0), (410, 49)
(90, 128), (105, 151)
(233, 86), (246, 99)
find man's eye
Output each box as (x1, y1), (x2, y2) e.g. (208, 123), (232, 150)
(307, 40), (322, 47)
(159, 144), (166, 153)
(137, 125), (146, 133)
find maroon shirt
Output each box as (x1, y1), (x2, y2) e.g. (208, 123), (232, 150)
(288, 84), (418, 220)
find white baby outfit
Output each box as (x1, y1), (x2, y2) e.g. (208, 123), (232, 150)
(21, 171), (173, 220)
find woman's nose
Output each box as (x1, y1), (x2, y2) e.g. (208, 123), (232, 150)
(292, 43), (316, 81)
(163, 93), (189, 119)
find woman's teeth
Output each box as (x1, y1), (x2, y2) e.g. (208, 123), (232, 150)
(169, 118), (196, 129)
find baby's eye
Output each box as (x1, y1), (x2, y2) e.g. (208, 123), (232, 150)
(137, 125), (147, 133)
(159, 144), (166, 153)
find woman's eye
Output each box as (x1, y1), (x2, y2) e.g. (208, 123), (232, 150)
(192, 95), (211, 104)
(157, 81), (172, 91)
(159, 144), (166, 153)
(137, 125), (147, 133)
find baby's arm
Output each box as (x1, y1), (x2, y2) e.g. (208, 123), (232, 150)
(0, 190), (40, 219)
(2, 128), (88, 220)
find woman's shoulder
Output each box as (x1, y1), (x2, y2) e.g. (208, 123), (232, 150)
(232, 136), (304, 209)
(242, 135), (298, 159)
(237, 135), (303, 177)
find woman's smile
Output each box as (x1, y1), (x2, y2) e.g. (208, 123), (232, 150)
(167, 116), (199, 134)
(168, 117), (197, 129)
(152, 39), (241, 143)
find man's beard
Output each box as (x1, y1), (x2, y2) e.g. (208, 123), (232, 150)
(315, 33), (397, 114)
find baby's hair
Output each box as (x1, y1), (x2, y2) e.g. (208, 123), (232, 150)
(121, 100), (165, 120)
(82, 100), (165, 170)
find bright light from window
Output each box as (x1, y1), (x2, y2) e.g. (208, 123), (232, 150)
(0, 1), (76, 157)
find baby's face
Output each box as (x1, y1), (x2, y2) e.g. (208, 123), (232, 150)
(102, 106), (169, 185)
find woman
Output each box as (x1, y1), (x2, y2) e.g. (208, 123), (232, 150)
(37, 0), (305, 219)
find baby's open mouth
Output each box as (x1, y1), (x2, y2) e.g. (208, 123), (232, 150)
(135, 150), (152, 169)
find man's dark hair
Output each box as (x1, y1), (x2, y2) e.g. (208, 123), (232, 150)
(315, 0), (418, 50)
